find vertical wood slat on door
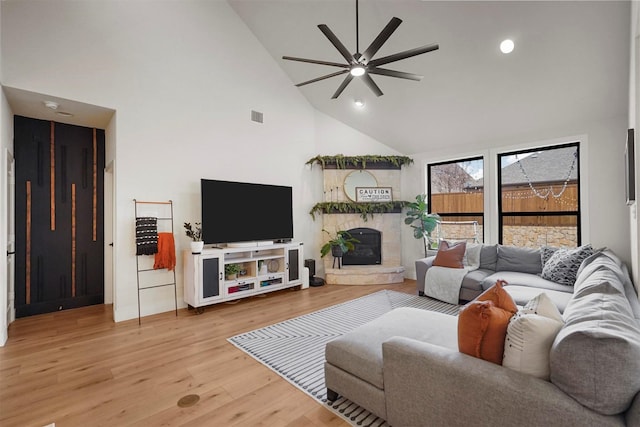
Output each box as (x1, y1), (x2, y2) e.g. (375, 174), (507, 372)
(50, 121), (55, 231)
(72, 183), (76, 297)
(93, 128), (97, 242)
(26, 180), (31, 305)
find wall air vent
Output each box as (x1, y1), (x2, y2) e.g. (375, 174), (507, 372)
(251, 110), (264, 123)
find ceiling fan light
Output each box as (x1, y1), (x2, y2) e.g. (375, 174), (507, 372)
(354, 99), (365, 108)
(500, 39), (515, 54)
(350, 66), (366, 77)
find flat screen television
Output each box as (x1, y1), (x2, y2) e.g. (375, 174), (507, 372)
(201, 179), (294, 245)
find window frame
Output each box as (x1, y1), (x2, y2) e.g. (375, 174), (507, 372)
(427, 155), (485, 242)
(497, 141), (581, 246)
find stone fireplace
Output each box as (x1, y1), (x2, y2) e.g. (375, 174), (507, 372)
(319, 164), (406, 285)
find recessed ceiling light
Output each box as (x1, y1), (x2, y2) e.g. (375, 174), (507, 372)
(500, 39), (515, 54)
(43, 101), (59, 110)
(354, 99), (365, 108)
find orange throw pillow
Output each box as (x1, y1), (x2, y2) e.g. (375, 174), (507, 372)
(433, 240), (466, 269)
(477, 279), (518, 314)
(458, 281), (517, 365)
(458, 300), (514, 365)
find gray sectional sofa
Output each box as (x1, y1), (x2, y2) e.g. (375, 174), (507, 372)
(416, 244), (576, 309)
(324, 248), (640, 426)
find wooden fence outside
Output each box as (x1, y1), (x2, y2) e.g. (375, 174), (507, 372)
(431, 184), (578, 226)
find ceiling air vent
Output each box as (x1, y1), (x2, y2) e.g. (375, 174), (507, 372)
(251, 110), (264, 123)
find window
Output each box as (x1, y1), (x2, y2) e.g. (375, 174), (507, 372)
(498, 143), (580, 248)
(428, 157), (484, 244)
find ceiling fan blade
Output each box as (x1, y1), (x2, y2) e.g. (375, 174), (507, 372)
(282, 56), (349, 68)
(368, 67), (423, 81)
(369, 43), (439, 67)
(331, 74), (354, 99)
(360, 17), (402, 64)
(295, 70), (349, 87)
(318, 24), (355, 64)
(362, 73), (383, 97)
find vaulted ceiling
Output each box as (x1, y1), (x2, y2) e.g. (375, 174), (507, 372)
(229, 0), (630, 154)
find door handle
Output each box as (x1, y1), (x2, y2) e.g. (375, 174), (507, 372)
(108, 243), (114, 247)
(7, 251), (15, 256)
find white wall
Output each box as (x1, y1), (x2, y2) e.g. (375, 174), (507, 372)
(0, 0), (394, 322)
(0, 2), (11, 346)
(630, 1), (640, 289)
(402, 116), (631, 279)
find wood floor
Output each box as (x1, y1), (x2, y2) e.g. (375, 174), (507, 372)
(0, 281), (416, 427)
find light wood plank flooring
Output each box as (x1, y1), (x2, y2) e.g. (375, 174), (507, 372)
(0, 281), (416, 427)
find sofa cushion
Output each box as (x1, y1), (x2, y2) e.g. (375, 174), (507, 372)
(541, 244), (594, 286)
(461, 269), (494, 292)
(325, 308), (458, 390)
(478, 244), (498, 271)
(503, 293), (564, 380)
(522, 292), (564, 323)
(550, 282), (640, 415)
(503, 286), (572, 313)
(433, 240), (466, 269)
(481, 271), (573, 293)
(496, 245), (542, 274)
(458, 300), (513, 365)
(503, 311), (564, 380)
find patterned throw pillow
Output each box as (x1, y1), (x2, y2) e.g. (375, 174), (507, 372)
(541, 244), (594, 286)
(540, 246), (559, 266)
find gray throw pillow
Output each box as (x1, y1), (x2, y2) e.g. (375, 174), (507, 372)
(541, 244), (593, 286)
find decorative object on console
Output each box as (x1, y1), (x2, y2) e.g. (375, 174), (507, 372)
(225, 263), (241, 280)
(404, 194), (441, 257)
(458, 281), (517, 365)
(282, 0), (439, 99)
(183, 222), (203, 254)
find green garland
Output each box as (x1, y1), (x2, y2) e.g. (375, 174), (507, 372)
(305, 154), (414, 169)
(309, 201), (409, 221)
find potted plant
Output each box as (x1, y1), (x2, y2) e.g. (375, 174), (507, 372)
(184, 222), (204, 253)
(320, 229), (359, 258)
(404, 194), (441, 257)
(225, 263), (241, 280)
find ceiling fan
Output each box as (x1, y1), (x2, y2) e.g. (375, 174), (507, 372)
(282, 0), (439, 99)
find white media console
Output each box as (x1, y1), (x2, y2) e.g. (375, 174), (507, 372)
(183, 242), (304, 312)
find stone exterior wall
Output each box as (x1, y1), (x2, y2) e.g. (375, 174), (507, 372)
(438, 223), (578, 248)
(503, 226), (578, 248)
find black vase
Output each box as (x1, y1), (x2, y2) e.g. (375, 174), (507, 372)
(331, 246), (344, 257)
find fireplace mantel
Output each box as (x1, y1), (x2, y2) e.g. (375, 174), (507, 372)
(309, 201), (408, 220)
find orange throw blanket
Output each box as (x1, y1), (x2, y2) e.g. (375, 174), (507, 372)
(154, 232), (176, 271)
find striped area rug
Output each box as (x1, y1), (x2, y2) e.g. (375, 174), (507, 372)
(227, 290), (460, 427)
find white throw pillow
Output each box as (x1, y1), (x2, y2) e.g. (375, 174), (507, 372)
(521, 292), (563, 323)
(503, 312), (563, 380)
(463, 243), (482, 270)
